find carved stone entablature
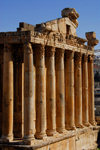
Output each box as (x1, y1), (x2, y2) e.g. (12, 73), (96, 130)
(33, 31), (44, 38)
(53, 33), (65, 43)
(45, 46), (55, 57)
(66, 35), (87, 48)
(24, 42), (33, 54)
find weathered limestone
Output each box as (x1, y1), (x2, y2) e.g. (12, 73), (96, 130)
(0, 53), (3, 136)
(82, 55), (90, 127)
(65, 51), (76, 130)
(0, 7), (99, 150)
(61, 8), (79, 27)
(24, 43), (35, 144)
(46, 47), (56, 136)
(35, 44), (46, 139)
(2, 44), (13, 141)
(74, 53), (83, 128)
(56, 48), (65, 133)
(86, 32), (99, 47)
(88, 55), (96, 126)
(14, 48), (24, 138)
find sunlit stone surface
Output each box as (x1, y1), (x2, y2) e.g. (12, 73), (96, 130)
(0, 7), (99, 150)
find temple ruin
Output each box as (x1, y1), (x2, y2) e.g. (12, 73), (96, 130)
(0, 8), (99, 150)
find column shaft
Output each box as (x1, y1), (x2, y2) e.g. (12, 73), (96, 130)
(24, 43), (35, 144)
(82, 55), (90, 126)
(0, 57), (3, 136)
(46, 47), (56, 136)
(2, 44), (13, 141)
(74, 53), (83, 128)
(19, 63), (24, 137)
(14, 61), (24, 138)
(56, 48), (65, 133)
(88, 55), (96, 126)
(65, 51), (75, 130)
(35, 45), (46, 139)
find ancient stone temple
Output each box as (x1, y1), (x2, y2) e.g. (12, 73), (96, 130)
(0, 8), (99, 150)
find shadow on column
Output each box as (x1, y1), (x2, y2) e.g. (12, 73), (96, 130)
(13, 45), (24, 139)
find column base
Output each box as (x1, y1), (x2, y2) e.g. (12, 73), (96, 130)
(57, 127), (66, 134)
(90, 121), (97, 126)
(1, 134), (13, 142)
(23, 139), (35, 145)
(23, 135), (35, 145)
(35, 132), (47, 139)
(66, 125), (76, 130)
(46, 129), (56, 136)
(76, 124), (84, 128)
(83, 122), (91, 127)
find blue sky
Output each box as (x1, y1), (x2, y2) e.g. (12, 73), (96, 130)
(0, 0), (100, 49)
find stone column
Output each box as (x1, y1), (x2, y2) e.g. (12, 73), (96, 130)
(74, 53), (83, 128)
(82, 55), (90, 126)
(14, 60), (24, 138)
(24, 43), (35, 144)
(56, 48), (65, 133)
(35, 45), (46, 139)
(65, 51), (76, 130)
(0, 52), (3, 136)
(88, 55), (96, 126)
(2, 44), (13, 142)
(18, 62), (24, 137)
(46, 47), (56, 136)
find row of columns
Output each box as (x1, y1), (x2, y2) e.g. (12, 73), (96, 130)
(1, 42), (96, 144)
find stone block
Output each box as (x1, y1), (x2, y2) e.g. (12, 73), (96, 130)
(85, 32), (96, 40)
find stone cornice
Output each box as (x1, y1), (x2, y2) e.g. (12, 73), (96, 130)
(0, 31), (94, 55)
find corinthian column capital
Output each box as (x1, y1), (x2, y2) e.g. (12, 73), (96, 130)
(35, 44), (45, 58)
(83, 55), (88, 62)
(56, 48), (65, 59)
(46, 46), (55, 57)
(24, 43), (33, 54)
(66, 51), (74, 59)
(88, 55), (94, 63)
(74, 53), (82, 63)
(4, 43), (12, 52)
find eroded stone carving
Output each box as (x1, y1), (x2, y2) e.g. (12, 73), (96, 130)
(0, 7), (99, 150)
(86, 32), (99, 47)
